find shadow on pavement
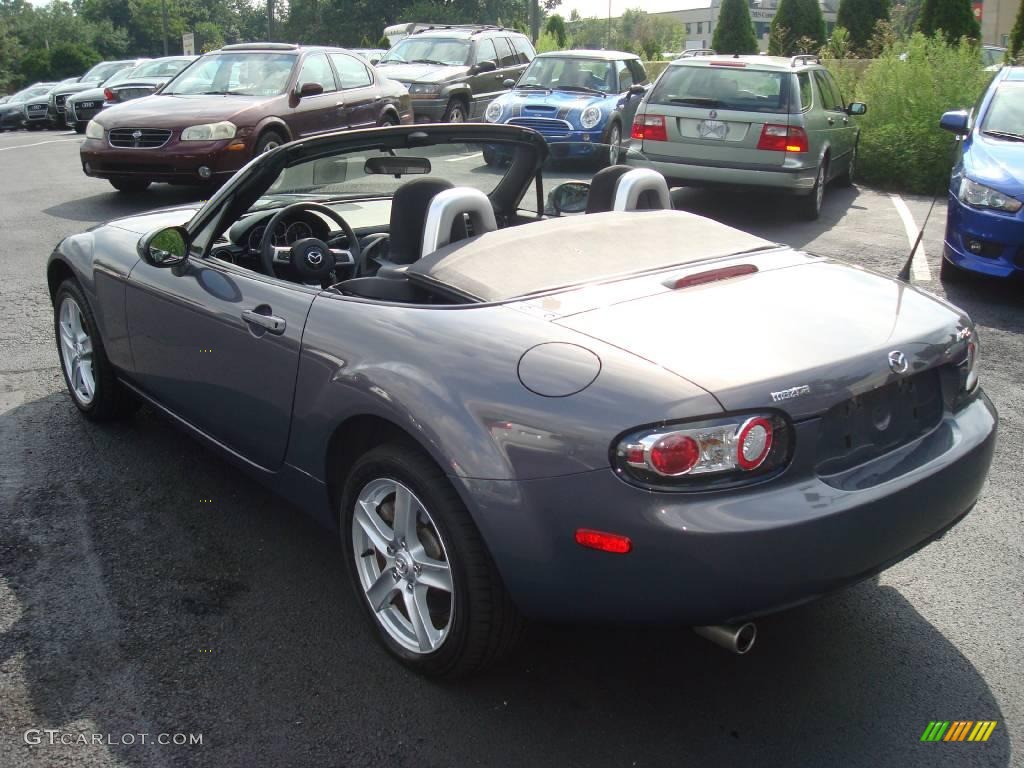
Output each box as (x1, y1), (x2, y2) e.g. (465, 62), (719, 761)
(43, 187), (210, 224)
(0, 392), (1010, 768)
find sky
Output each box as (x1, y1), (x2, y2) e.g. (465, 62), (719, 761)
(554, 0), (707, 18)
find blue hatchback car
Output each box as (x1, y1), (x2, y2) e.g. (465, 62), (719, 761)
(483, 50), (649, 166)
(939, 66), (1024, 280)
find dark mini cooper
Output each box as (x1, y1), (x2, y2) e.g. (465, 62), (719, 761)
(80, 43), (412, 192)
(50, 124), (996, 677)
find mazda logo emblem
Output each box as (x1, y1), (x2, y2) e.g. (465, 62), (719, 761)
(888, 350), (909, 374)
(307, 249), (323, 266)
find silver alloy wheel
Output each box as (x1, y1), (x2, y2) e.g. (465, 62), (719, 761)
(608, 123), (622, 165)
(352, 478), (454, 654)
(814, 164), (826, 212)
(58, 297), (95, 405)
(261, 140), (280, 153)
(447, 103), (466, 123)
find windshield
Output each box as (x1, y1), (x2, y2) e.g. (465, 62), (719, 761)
(379, 38), (470, 66)
(650, 65), (793, 113)
(132, 58), (193, 78)
(82, 61), (134, 83)
(102, 67), (138, 87)
(13, 87), (51, 103)
(164, 52), (297, 96)
(520, 57), (616, 93)
(982, 84), (1024, 138)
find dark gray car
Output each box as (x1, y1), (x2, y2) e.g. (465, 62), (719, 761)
(47, 124), (996, 677)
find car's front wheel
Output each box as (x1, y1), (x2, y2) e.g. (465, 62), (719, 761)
(799, 161), (827, 220)
(443, 99), (468, 123)
(255, 130), (285, 155)
(341, 443), (523, 678)
(603, 121), (623, 167)
(53, 280), (138, 421)
(109, 177), (151, 193)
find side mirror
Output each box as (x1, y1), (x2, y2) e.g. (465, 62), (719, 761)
(474, 60), (497, 74)
(139, 226), (189, 267)
(296, 81), (324, 99)
(503, 78), (516, 89)
(628, 84), (646, 96)
(549, 181), (591, 215)
(939, 109), (970, 135)
(846, 101), (867, 116)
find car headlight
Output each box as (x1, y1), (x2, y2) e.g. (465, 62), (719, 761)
(85, 120), (104, 140)
(580, 106), (603, 130)
(485, 100), (503, 123)
(958, 177), (1022, 213)
(408, 83), (441, 96)
(180, 121), (237, 141)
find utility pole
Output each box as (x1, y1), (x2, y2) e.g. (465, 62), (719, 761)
(529, 0), (539, 43)
(161, 0), (169, 55)
(268, 0), (274, 41)
(607, 0), (613, 49)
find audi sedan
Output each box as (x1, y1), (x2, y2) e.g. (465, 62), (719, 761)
(50, 123), (996, 677)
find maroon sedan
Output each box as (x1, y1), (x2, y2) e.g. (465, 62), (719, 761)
(81, 43), (413, 192)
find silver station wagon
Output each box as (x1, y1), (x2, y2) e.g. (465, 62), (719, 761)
(625, 54), (866, 219)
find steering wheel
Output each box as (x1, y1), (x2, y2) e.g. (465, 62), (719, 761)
(258, 202), (362, 285)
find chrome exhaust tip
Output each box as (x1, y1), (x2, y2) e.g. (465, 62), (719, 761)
(693, 622), (757, 655)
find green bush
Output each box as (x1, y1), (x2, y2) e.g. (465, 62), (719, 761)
(853, 33), (992, 193)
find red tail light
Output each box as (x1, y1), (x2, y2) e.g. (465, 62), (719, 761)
(103, 88), (114, 101)
(575, 529), (632, 554)
(631, 114), (668, 142)
(756, 124), (808, 153)
(649, 433), (700, 475)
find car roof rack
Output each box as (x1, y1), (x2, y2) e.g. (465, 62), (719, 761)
(679, 48), (716, 57)
(790, 54), (821, 67)
(220, 42), (299, 51)
(412, 24), (509, 36)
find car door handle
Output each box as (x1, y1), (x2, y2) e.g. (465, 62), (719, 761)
(242, 309), (286, 335)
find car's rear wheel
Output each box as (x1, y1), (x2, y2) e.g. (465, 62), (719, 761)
(54, 280), (138, 421)
(255, 130), (285, 155)
(341, 443), (523, 678)
(443, 99), (468, 123)
(799, 161), (827, 220)
(109, 177), (151, 193)
(378, 112), (400, 126)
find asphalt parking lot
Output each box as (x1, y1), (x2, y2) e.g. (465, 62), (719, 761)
(0, 129), (1021, 768)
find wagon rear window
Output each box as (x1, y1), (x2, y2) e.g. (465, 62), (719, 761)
(650, 65), (794, 113)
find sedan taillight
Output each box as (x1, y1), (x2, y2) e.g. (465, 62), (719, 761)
(613, 412), (792, 490)
(756, 124), (809, 153)
(631, 114), (668, 142)
(103, 88), (115, 101)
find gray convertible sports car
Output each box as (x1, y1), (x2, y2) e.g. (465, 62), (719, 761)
(48, 124), (996, 677)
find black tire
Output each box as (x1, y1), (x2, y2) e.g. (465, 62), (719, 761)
(602, 121), (623, 167)
(798, 160), (828, 221)
(53, 279), (139, 421)
(837, 141), (857, 186)
(482, 144), (499, 167)
(442, 99), (468, 123)
(254, 130), (285, 156)
(378, 112), (400, 126)
(340, 443), (524, 678)
(940, 257), (965, 282)
(109, 177), (151, 193)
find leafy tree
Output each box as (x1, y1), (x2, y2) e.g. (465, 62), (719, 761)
(18, 46), (49, 82)
(48, 41), (100, 77)
(836, 0), (890, 53)
(712, 0), (758, 54)
(0, 18), (22, 90)
(545, 13), (567, 47)
(1008, 0), (1023, 60)
(769, 0), (826, 55)
(917, 0), (979, 43)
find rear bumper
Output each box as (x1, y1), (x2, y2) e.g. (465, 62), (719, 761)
(80, 135), (247, 184)
(943, 192), (1024, 278)
(625, 148), (819, 193)
(461, 392), (997, 624)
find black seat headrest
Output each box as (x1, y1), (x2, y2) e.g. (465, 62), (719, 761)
(388, 177), (468, 264)
(585, 165), (632, 214)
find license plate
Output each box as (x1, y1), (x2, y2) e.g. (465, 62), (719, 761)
(697, 119), (728, 140)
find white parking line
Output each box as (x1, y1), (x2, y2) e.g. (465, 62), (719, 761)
(445, 152), (483, 162)
(0, 138), (81, 152)
(889, 194), (933, 281)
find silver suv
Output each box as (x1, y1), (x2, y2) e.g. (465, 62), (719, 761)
(624, 54), (866, 219)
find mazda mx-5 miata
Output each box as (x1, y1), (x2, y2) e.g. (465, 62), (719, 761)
(48, 124), (996, 677)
